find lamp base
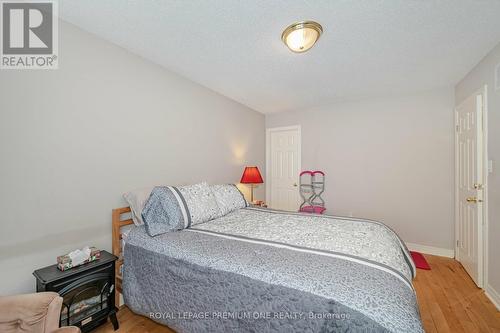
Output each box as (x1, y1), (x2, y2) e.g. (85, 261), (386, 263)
(250, 184), (255, 203)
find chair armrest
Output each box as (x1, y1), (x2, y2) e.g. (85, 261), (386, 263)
(0, 292), (64, 333)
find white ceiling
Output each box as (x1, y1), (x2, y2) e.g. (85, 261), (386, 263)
(59, 1), (500, 114)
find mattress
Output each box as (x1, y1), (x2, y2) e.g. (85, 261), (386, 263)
(123, 207), (423, 333)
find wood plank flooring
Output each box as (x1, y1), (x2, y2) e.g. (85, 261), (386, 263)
(413, 255), (500, 333)
(95, 254), (499, 333)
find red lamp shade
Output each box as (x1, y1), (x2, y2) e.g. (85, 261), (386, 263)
(240, 166), (263, 184)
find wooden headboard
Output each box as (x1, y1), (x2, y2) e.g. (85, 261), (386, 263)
(111, 206), (134, 307)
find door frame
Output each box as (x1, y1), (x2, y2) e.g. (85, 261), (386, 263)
(266, 125), (302, 208)
(454, 84), (489, 288)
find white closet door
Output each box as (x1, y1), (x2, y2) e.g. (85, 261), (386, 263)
(455, 88), (485, 287)
(267, 126), (301, 211)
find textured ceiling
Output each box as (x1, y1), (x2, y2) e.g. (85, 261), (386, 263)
(59, 1), (500, 114)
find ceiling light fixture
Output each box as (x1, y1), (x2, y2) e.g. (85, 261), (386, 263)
(281, 21), (323, 53)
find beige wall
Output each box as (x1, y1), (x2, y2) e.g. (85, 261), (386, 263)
(266, 88), (455, 250)
(0, 21), (265, 295)
(455, 42), (500, 297)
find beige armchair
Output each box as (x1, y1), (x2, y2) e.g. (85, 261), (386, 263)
(0, 292), (80, 333)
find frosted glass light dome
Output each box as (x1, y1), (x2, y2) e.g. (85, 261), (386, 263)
(281, 21), (323, 53)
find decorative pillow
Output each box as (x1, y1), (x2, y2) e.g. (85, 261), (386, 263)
(177, 182), (220, 226)
(210, 184), (247, 217)
(141, 186), (188, 236)
(140, 182), (220, 236)
(123, 186), (154, 226)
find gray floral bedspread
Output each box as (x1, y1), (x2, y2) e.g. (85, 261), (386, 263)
(123, 207), (423, 333)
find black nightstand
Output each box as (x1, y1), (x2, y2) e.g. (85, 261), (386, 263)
(33, 250), (119, 332)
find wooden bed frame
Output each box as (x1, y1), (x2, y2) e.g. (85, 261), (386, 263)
(111, 206), (134, 307)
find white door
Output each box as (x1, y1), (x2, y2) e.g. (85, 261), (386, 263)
(267, 126), (301, 211)
(455, 88), (485, 287)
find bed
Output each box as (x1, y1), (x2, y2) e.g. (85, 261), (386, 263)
(112, 197), (423, 333)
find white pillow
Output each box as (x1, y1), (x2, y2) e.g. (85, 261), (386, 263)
(123, 186), (154, 226)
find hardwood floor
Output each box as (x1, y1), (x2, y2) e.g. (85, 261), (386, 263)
(96, 307), (174, 333)
(413, 255), (500, 333)
(95, 254), (499, 333)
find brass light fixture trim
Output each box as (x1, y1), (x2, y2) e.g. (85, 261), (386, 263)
(281, 20), (323, 53)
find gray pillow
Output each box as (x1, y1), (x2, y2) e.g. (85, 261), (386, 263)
(141, 182), (221, 236)
(210, 184), (247, 217)
(177, 182), (220, 226)
(141, 186), (188, 236)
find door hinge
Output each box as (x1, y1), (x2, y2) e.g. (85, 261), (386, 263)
(456, 239), (460, 248)
(455, 124), (460, 132)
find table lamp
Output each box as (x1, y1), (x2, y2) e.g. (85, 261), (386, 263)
(240, 166), (263, 203)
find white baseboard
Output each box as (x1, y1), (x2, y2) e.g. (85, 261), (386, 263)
(406, 242), (455, 258)
(486, 285), (500, 311)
